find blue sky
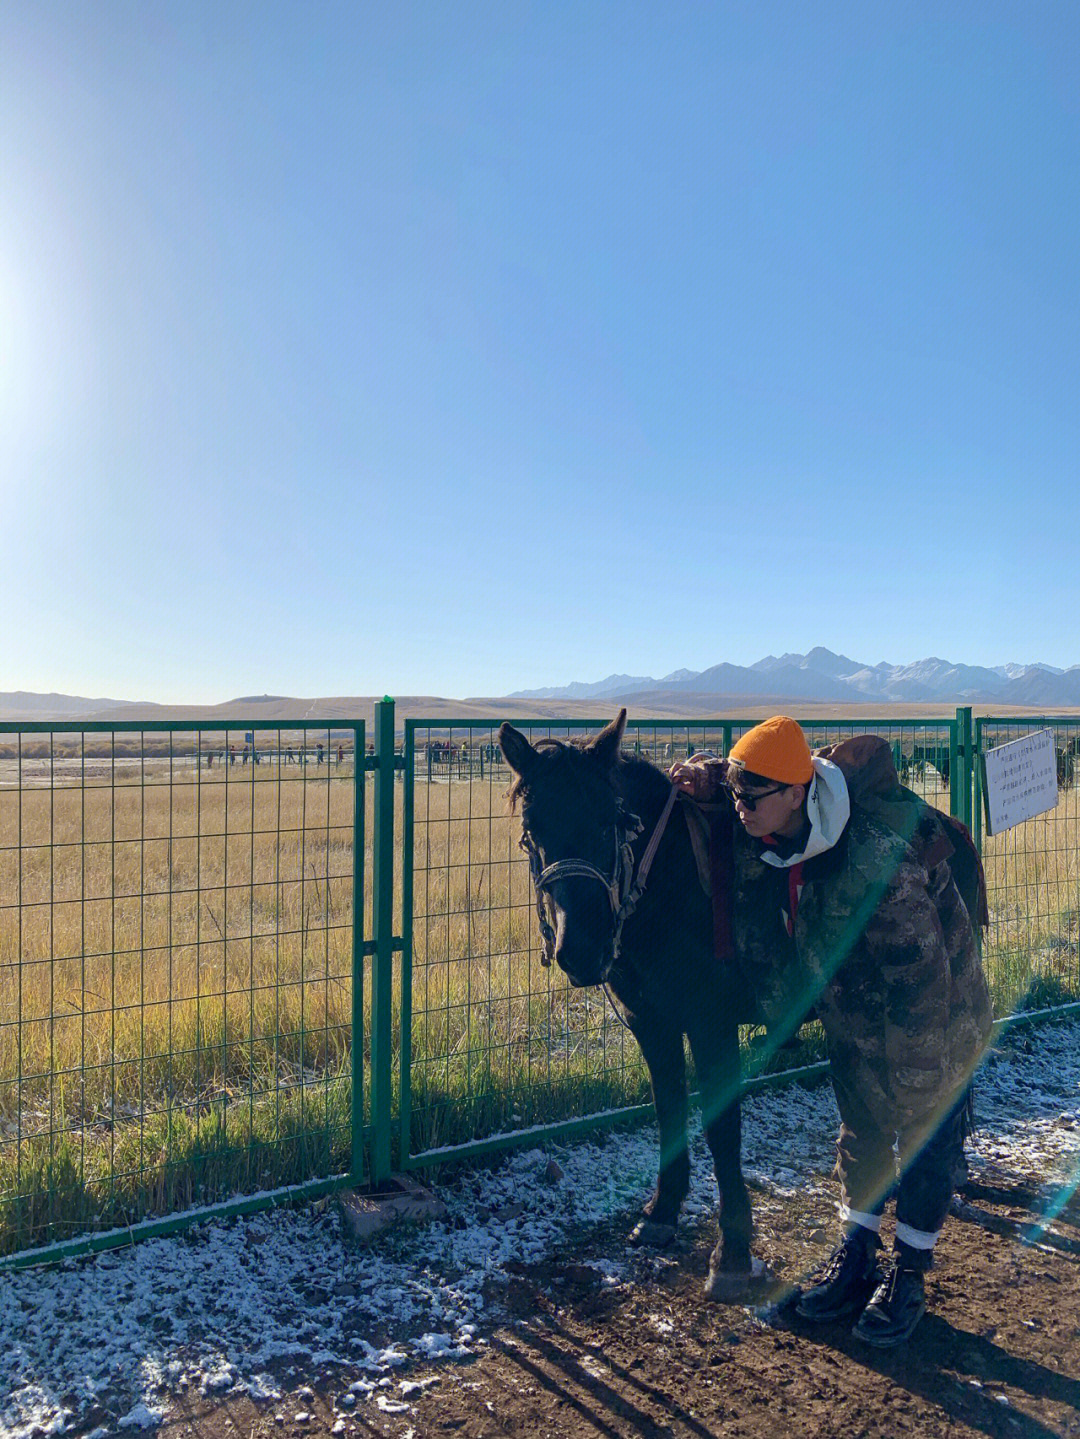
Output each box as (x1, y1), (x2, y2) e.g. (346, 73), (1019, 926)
(2, 2), (1077, 702)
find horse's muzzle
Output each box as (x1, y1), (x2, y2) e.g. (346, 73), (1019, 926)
(552, 909), (613, 988)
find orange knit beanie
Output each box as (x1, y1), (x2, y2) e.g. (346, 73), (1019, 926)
(728, 715), (814, 785)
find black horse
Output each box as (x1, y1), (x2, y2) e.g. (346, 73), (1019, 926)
(499, 709), (760, 1299)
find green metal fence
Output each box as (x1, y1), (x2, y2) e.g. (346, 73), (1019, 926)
(974, 715), (1080, 1015)
(398, 713), (964, 1171)
(3, 702), (1080, 1263)
(0, 719), (366, 1265)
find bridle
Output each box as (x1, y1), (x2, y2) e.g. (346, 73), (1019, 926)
(519, 782), (679, 971)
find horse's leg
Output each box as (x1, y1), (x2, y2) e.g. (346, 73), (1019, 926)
(625, 1008), (690, 1247)
(687, 1014), (757, 1299)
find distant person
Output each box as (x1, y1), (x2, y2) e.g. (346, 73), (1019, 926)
(317, 742), (324, 765)
(671, 717), (991, 1347)
(229, 745), (236, 766)
(285, 746), (295, 765)
(242, 744), (249, 766)
(337, 744), (344, 765)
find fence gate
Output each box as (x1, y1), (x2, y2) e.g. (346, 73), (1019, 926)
(0, 718), (367, 1267)
(390, 709), (968, 1175)
(973, 715), (1080, 1014)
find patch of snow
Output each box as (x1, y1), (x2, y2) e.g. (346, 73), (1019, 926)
(199, 1362), (236, 1395)
(244, 1372), (283, 1401)
(375, 1394), (411, 1413)
(400, 1377), (438, 1397)
(594, 1257), (627, 1286)
(1, 1391), (72, 1437)
(116, 1401), (166, 1429)
(412, 1332), (472, 1361)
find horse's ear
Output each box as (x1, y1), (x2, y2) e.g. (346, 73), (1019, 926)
(498, 722), (538, 780)
(587, 709), (627, 771)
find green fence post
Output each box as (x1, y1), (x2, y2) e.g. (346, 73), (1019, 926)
(948, 718), (961, 820)
(399, 723), (415, 1170)
(971, 716), (984, 854)
(371, 698), (396, 1185)
(956, 706), (974, 833)
(350, 721), (366, 1186)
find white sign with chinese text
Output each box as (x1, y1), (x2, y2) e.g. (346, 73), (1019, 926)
(982, 728), (1059, 836)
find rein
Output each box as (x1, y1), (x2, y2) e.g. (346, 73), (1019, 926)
(520, 781), (679, 970)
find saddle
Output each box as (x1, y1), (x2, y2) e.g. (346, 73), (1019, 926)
(677, 792), (736, 965)
(679, 792), (716, 897)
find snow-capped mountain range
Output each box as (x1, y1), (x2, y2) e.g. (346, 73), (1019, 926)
(509, 649), (1080, 705)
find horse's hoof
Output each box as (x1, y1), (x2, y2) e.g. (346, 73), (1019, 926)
(704, 1255), (772, 1302)
(629, 1218), (677, 1248)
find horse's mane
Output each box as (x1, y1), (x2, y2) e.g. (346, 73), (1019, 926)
(506, 740), (668, 813)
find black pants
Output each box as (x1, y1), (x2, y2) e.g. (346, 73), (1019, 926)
(831, 1062), (969, 1270)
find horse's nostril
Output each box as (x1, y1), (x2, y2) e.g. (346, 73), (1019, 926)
(554, 933), (610, 990)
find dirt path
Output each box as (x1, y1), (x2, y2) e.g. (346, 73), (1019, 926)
(153, 1166), (1080, 1439)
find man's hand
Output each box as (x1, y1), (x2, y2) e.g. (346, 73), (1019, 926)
(669, 754), (727, 801)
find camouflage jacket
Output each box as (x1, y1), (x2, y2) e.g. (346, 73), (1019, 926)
(732, 791), (993, 1144)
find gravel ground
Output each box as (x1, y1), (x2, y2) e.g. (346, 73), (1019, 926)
(3, 1019), (1078, 1439)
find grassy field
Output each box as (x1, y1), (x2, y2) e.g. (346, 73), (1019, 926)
(2, 721), (1079, 1255)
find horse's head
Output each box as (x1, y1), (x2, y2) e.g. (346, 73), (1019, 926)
(499, 710), (630, 988)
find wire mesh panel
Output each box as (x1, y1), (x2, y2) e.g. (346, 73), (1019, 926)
(401, 715), (961, 1165)
(0, 721), (363, 1259)
(785, 716), (958, 808)
(975, 717), (1080, 1015)
(403, 718), (654, 1163)
(623, 715), (956, 809)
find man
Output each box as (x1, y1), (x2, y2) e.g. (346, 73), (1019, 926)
(671, 716), (992, 1347)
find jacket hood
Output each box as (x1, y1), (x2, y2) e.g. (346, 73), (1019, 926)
(759, 756), (850, 869)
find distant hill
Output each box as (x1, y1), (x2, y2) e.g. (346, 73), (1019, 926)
(5, 650), (1080, 726)
(0, 692), (659, 728)
(0, 691), (139, 720)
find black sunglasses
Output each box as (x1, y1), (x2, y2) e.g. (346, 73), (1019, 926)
(726, 782), (788, 811)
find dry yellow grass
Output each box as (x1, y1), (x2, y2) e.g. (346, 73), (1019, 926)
(1, 720), (1078, 1253)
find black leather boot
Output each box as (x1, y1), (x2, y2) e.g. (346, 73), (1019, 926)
(795, 1227), (881, 1323)
(852, 1247), (928, 1347)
